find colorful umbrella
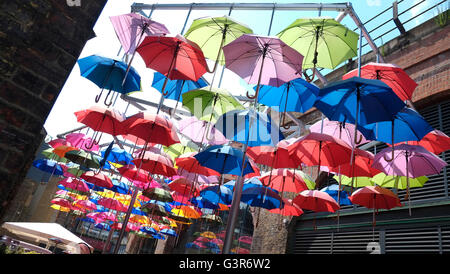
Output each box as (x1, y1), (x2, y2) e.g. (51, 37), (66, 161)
(48, 138), (70, 148)
(171, 205), (202, 219)
(64, 150), (101, 169)
(199, 185), (233, 206)
(292, 190), (340, 213)
(392, 130), (450, 155)
(260, 168), (315, 193)
(334, 174), (374, 187)
(80, 171), (113, 189)
(58, 178), (90, 193)
(32, 159), (64, 176)
(320, 184), (352, 206)
(132, 152), (177, 177)
(268, 198), (304, 216)
(175, 153), (221, 177)
(371, 173), (428, 189)
(142, 188), (173, 203)
(65, 133), (100, 152)
(240, 186), (283, 210)
(152, 71), (208, 102)
(177, 116), (228, 145)
(329, 148), (381, 178)
(41, 148), (69, 163)
(309, 118), (370, 147)
(247, 138), (298, 169)
(343, 62), (417, 101)
(98, 197), (128, 212)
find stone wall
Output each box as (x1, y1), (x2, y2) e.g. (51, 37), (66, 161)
(0, 0), (107, 221)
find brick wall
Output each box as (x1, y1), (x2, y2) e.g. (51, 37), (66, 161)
(0, 0), (107, 221)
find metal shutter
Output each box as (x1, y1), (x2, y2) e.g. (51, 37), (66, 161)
(292, 232), (332, 254)
(384, 227), (440, 253)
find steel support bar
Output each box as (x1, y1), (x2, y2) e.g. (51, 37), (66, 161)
(120, 94), (192, 117)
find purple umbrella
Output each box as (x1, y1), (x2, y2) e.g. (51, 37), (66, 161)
(177, 116), (228, 145)
(372, 144), (447, 214)
(222, 34), (303, 100)
(176, 169), (219, 185)
(309, 118), (371, 147)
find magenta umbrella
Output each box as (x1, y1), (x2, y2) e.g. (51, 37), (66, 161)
(177, 116), (228, 145)
(65, 132), (100, 152)
(372, 144), (447, 214)
(176, 170), (219, 185)
(309, 117), (370, 147)
(58, 178), (90, 193)
(222, 34), (303, 100)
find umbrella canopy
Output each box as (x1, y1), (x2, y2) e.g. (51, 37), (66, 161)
(64, 150), (101, 169)
(73, 199), (97, 212)
(175, 152), (221, 176)
(184, 15), (253, 67)
(80, 171), (113, 189)
(77, 55), (141, 105)
(309, 118), (370, 147)
(152, 71), (208, 101)
(110, 13), (169, 55)
(136, 34), (208, 82)
(32, 159), (64, 176)
(334, 174), (374, 187)
(277, 17), (358, 70)
(329, 148), (381, 178)
(240, 186), (283, 209)
(320, 184), (352, 206)
(74, 106), (126, 136)
(142, 187), (174, 203)
(121, 112), (180, 147)
(58, 178), (90, 193)
(182, 86), (244, 123)
(260, 168), (315, 193)
(177, 116), (228, 145)
(142, 202), (170, 217)
(292, 190), (340, 213)
(287, 132), (353, 168)
(222, 34), (303, 99)
(164, 143), (198, 161)
(65, 133), (100, 152)
(268, 198), (304, 216)
(371, 173), (428, 189)
(256, 77), (319, 113)
(247, 138), (298, 169)
(171, 205), (202, 219)
(214, 109), (285, 147)
(194, 145), (255, 176)
(41, 148), (69, 163)
(97, 197), (128, 212)
(199, 185), (233, 205)
(118, 164), (150, 184)
(393, 130), (450, 155)
(48, 138), (70, 148)
(349, 185), (401, 210)
(100, 147), (133, 169)
(160, 228), (178, 237)
(132, 152), (177, 177)
(314, 77), (406, 127)
(343, 62), (418, 101)
(168, 177), (200, 197)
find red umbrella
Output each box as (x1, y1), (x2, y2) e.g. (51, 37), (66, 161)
(175, 152), (221, 177)
(132, 152), (177, 177)
(243, 157), (261, 179)
(391, 130), (450, 155)
(65, 132), (100, 152)
(73, 199), (97, 212)
(268, 198), (304, 216)
(342, 62), (417, 101)
(260, 168), (314, 193)
(247, 139), (298, 169)
(58, 178), (90, 193)
(80, 171), (113, 189)
(98, 197), (128, 212)
(168, 177), (200, 197)
(50, 198), (75, 211)
(287, 132), (353, 168)
(329, 148), (382, 178)
(171, 191), (194, 206)
(122, 112), (180, 147)
(292, 190), (340, 213)
(118, 164), (149, 183)
(48, 138), (70, 148)
(238, 236), (253, 245)
(136, 34), (208, 82)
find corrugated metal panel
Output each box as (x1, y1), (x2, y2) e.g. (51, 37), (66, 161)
(385, 227), (440, 253)
(292, 232), (332, 254)
(441, 226), (450, 253)
(331, 230), (379, 254)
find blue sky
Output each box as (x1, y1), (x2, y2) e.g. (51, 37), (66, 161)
(43, 0), (444, 138)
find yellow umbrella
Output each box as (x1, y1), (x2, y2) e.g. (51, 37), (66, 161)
(200, 231), (217, 239)
(50, 204), (71, 212)
(171, 205), (202, 219)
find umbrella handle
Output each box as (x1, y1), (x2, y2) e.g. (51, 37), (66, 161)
(354, 132), (363, 145)
(281, 113), (291, 130)
(246, 90), (257, 100)
(205, 123), (215, 142)
(104, 89), (114, 107)
(303, 67), (316, 83)
(95, 89), (104, 103)
(383, 146), (395, 162)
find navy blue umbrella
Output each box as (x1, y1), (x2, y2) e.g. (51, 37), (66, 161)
(111, 179), (130, 194)
(32, 159), (64, 176)
(240, 186), (283, 209)
(199, 185), (233, 205)
(194, 145), (254, 176)
(314, 77), (406, 130)
(100, 146), (133, 170)
(152, 72), (208, 101)
(214, 109), (285, 147)
(141, 226), (158, 235)
(320, 184), (352, 206)
(160, 228), (178, 237)
(77, 54), (141, 106)
(190, 196), (221, 210)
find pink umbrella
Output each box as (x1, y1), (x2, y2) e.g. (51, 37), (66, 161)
(111, 222), (140, 232)
(222, 34), (303, 100)
(238, 235), (253, 245)
(65, 133), (100, 152)
(73, 199), (97, 211)
(48, 138), (70, 148)
(177, 116), (228, 145)
(98, 197), (129, 213)
(309, 117), (370, 147)
(58, 178), (90, 193)
(176, 170), (219, 184)
(86, 212), (118, 223)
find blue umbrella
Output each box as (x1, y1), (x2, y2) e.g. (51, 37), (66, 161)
(100, 147), (133, 170)
(320, 184), (352, 206)
(160, 228), (178, 237)
(199, 185), (233, 205)
(190, 197), (221, 210)
(151, 233), (166, 240)
(95, 223), (111, 231)
(186, 242), (201, 249)
(214, 109), (285, 147)
(224, 177), (277, 192)
(358, 107), (433, 145)
(256, 78), (319, 126)
(152, 72), (208, 101)
(194, 145), (254, 176)
(32, 159), (64, 176)
(111, 179), (130, 194)
(314, 77), (406, 135)
(140, 226), (158, 235)
(240, 186), (283, 209)
(77, 54), (141, 106)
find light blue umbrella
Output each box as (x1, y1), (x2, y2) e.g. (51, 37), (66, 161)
(320, 184), (352, 206)
(152, 72), (208, 101)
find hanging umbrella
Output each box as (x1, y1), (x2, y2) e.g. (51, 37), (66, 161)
(260, 168), (315, 193)
(247, 138), (298, 169)
(287, 132), (353, 168)
(32, 159), (64, 176)
(392, 130), (450, 155)
(350, 185), (401, 211)
(184, 15), (253, 72)
(277, 17), (358, 79)
(111, 222), (140, 232)
(97, 197), (128, 212)
(152, 71), (208, 102)
(176, 152), (221, 177)
(199, 185), (233, 206)
(52, 145), (79, 159)
(132, 152), (177, 177)
(164, 143), (199, 161)
(343, 62), (418, 101)
(309, 118), (370, 147)
(65, 133), (100, 152)
(41, 148), (69, 163)
(190, 197), (221, 210)
(333, 174), (374, 187)
(177, 169), (219, 185)
(182, 86), (244, 123)
(64, 150), (101, 169)
(142, 188), (173, 203)
(171, 205), (202, 219)
(268, 198), (304, 216)
(202, 214), (223, 224)
(72, 199), (97, 212)
(320, 184), (352, 206)
(142, 202), (170, 217)
(100, 147), (133, 170)
(160, 228), (178, 237)
(80, 171), (113, 189)
(292, 190), (340, 213)
(58, 178), (90, 193)
(177, 116), (228, 145)
(48, 138), (70, 148)
(194, 145), (255, 176)
(77, 55), (141, 106)
(371, 173), (428, 189)
(329, 148), (381, 178)
(117, 164), (150, 184)
(121, 112), (180, 148)
(240, 186), (283, 210)
(214, 108), (285, 147)
(168, 177), (200, 197)
(222, 34), (303, 100)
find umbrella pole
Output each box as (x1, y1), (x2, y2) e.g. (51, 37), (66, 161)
(406, 151), (412, 216)
(122, 25), (148, 86)
(337, 167), (341, 232)
(170, 80), (186, 118)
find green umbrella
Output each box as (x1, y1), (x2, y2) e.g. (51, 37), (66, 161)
(182, 86), (244, 123)
(141, 203), (170, 217)
(277, 17), (359, 73)
(142, 187), (174, 203)
(164, 143), (198, 161)
(334, 174), (374, 187)
(65, 167), (85, 178)
(201, 214), (223, 224)
(184, 15), (253, 72)
(41, 148), (69, 163)
(64, 150), (101, 169)
(371, 173), (428, 189)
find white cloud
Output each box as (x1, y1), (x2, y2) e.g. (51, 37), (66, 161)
(366, 0), (381, 7)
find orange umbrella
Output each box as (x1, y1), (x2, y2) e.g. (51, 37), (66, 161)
(52, 145), (78, 158)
